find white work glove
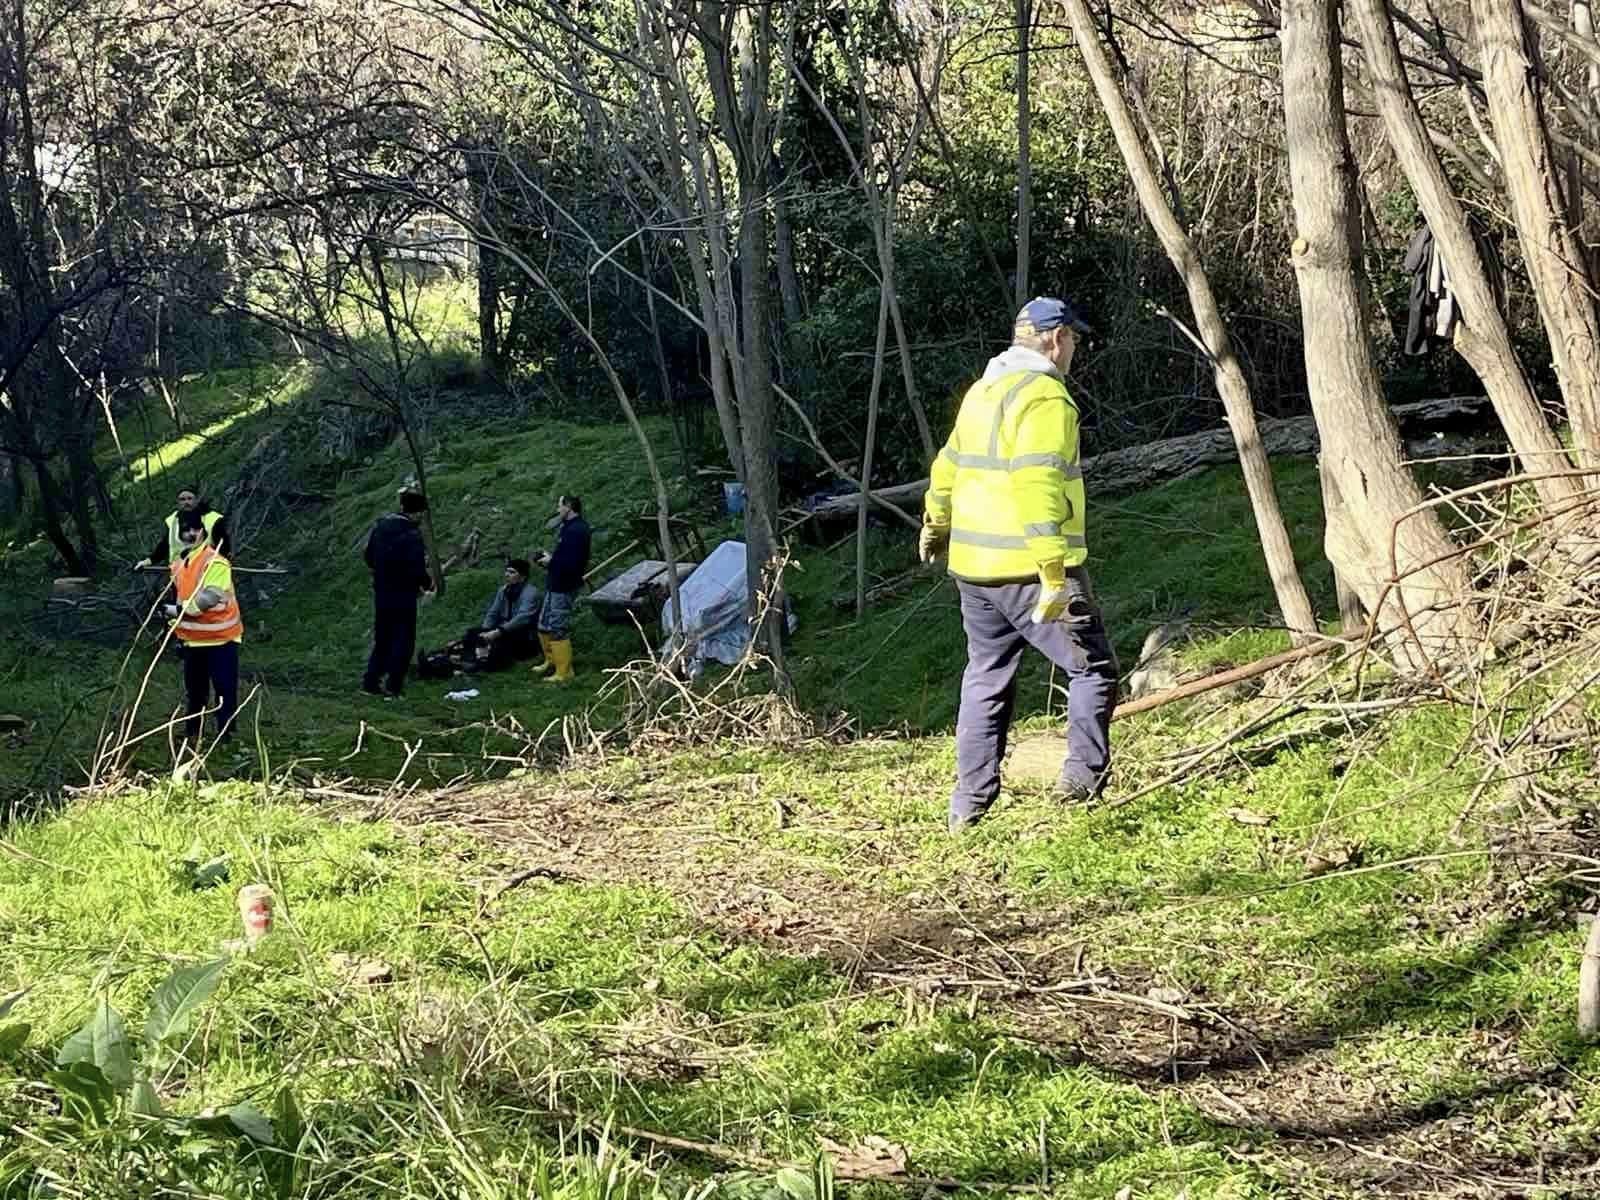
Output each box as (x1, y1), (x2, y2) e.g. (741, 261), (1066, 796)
(134, 558), (153, 571)
(1031, 563), (1095, 626)
(918, 523), (949, 565)
(162, 604), (180, 621)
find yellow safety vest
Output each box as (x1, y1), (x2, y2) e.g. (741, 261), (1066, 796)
(165, 509), (222, 562)
(924, 369), (1087, 582)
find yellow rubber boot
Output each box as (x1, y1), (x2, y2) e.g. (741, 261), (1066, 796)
(530, 632), (555, 677)
(545, 638), (574, 683)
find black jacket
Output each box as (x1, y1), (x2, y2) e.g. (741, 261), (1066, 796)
(364, 513), (431, 600)
(545, 516), (592, 594)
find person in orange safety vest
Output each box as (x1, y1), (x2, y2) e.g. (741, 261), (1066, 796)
(164, 510), (244, 750)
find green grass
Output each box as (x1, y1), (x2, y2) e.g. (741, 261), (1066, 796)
(0, 345), (1340, 805)
(0, 783), (1272, 1199)
(5, 296), (1600, 1197)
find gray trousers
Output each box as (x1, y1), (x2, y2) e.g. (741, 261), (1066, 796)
(952, 577), (1119, 823)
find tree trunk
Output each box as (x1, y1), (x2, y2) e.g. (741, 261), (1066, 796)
(1015, 0), (1033, 310)
(736, 163), (788, 680)
(477, 243), (502, 383)
(771, 154), (810, 400)
(1473, 0), (1600, 469)
(1281, 0), (1469, 659)
(1350, 0), (1583, 514)
(642, 238), (692, 481)
(27, 454), (84, 576)
(1063, 0), (1317, 640)
(857, 283), (891, 619)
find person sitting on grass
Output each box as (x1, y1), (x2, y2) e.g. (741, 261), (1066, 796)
(462, 558), (541, 673)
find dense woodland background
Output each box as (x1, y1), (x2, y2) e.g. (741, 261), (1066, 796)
(6, 0), (1600, 679)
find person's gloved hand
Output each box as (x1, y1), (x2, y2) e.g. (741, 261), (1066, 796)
(162, 604), (180, 621)
(134, 557), (153, 571)
(1031, 562), (1095, 626)
(918, 523), (949, 565)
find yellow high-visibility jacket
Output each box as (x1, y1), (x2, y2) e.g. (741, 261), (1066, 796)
(924, 348), (1087, 582)
(164, 509), (222, 562)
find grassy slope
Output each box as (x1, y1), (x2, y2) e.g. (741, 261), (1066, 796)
(0, 353), (1334, 802)
(5, 353), (1599, 1197)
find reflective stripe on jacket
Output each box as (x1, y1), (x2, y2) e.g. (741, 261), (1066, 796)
(924, 365), (1087, 581)
(171, 546), (243, 645)
(165, 510), (222, 562)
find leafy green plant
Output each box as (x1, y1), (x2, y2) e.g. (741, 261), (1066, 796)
(4, 958), (305, 1199)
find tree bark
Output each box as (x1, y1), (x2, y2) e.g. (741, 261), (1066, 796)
(1064, 0), (1317, 640)
(1473, 0), (1600, 469)
(1015, 0), (1033, 310)
(1350, 0), (1583, 514)
(702, 0), (787, 682)
(857, 283), (891, 619)
(1281, 0), (1469, 658)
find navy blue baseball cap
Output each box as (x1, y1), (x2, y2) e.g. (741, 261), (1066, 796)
(1014, 296), (1092, 337)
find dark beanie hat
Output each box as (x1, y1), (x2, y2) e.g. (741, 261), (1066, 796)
(399, 489), (428, 514)
(507, 557), (531, 577)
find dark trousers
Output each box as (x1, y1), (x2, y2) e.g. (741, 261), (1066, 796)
(364, 595), (418, 695)
(182, 640), (239, 746)
(952, 577), (1119, 823)
(462, 624), (537, 671)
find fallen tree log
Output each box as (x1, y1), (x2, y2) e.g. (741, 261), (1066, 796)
(1110, 638), (1340, 721)
(808, 394), (1496, 519)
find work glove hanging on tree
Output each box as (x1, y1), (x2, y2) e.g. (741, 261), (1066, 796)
(918, 523), (949, 565)
(1031, 562), (1096, 626)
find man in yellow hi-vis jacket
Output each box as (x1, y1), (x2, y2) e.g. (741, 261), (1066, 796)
(921, 297), (1119, 832)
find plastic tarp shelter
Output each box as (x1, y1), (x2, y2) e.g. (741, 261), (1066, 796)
(659, 540), (794, 675)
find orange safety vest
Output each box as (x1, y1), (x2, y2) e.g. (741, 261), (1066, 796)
(170, 546), (243, 646)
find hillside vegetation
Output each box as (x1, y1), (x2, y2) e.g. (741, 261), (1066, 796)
(4, 348), (1600, 1198)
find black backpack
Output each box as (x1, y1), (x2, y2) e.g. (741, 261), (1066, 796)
(416, 648), (456, 680)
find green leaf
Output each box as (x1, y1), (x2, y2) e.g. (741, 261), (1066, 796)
(194, 1102), (276, 1146)
(57, 999), (133, 1090)
(0, 1023), (29, 1058)
(130, 1076), (166, 1117)
(190, 856), (231, 889)
(773, 1167), (816, 1200)
(226, 1102), (276, 1145)
(143, 958), (227, 1051)
(265, 1088), (304, 1200)
(0, 990), (26, 1020)
(46, 1062), (114, 1123)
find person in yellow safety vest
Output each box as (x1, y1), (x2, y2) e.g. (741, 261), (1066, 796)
(136, 482), (229, 569)
(163, 511), (244, 752)
(921, 296), (1120, 833)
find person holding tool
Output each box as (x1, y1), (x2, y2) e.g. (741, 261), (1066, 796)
(137, 484), (228, 569)
(920, 297), (1120, 832)
(163, 510), (244, 752)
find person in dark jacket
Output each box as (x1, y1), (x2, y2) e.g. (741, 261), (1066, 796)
(136, 483), (229, 569)
(362, 489), (433, 699)
(462, 558), (542, 672)
(530, 494), (592, 683)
